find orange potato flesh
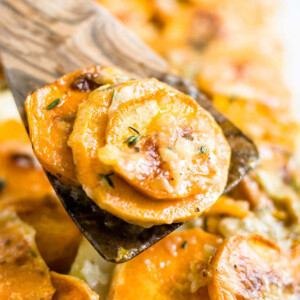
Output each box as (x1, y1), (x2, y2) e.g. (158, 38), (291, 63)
(291, 244), (300, 285)
(100, 89), (230, 200)
(212, 94), (300, 155)
(0, 209), (55, 300)
(108, 229), (220, 300)
(25, 66), (131, 185)
(195, 41), (289, 109)
(0, 120), (54, 204)
(16, 196), (82, 273)
(205, 195), (250, 218)
(0, 120), (81, 272)
(51, 272), (99, 300)
(208, 235), (299, 299)
(69, 79), (230, 227)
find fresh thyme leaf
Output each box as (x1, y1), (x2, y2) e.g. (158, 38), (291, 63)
(0, 179), (6, 193)
(111, 89), (117, 102)
(129, 126), (140, 135)
(180, 241), (188, 249)
(198, 146), (208, 155)
(123, 135), (136, 144)
(44, 98), (60, 110)
(128, 135), (141, 147)
(99, 173), (115, 188)
(124, 127), (145, 147)
(26, 248), (38, 258)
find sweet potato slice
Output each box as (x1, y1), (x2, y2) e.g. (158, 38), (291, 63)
(0, 120), (54, 204)
(99, 89), (230, 200)
(205, 195), (250, 218)
(25, 66), (131, 185)
(0, 209), (55, 300)
(51, 272), (99, 300)
(108, 229), (220, 300)
(16, 196), (82, 273)
(69, 79), (230, 226)
(291, 244), (300, 285)
(208, 235), (299, 299)
(212, 94), (299, 154)
(0, 120), (81, 272)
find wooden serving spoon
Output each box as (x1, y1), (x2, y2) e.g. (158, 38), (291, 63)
(0, 0), (259, 262)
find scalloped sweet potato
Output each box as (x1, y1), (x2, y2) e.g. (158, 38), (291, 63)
(51, 272), (99, 300)
(212, 95), (300, 154)
(25, 66), (131, 185)
(208, 235), (299, 299)
(205, 195), (250, 218)
(100, 89), (229, 200)
(291, 244), (300, 285)
(17, 196), (82, 273)
(69, 78), (230, 226)
(0, 209), (55, 300)
(108, 229), (220, 300)
(0, 120), (81, 272)
(0, 120), (54, 204)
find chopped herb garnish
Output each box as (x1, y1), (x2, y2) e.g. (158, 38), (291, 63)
(26, 248), (38, 258)
(135, 147), (140, 152)
(198, 146), (208, 155)
(181, 241), (188, 249)
(129, 126), (140, 135)
(0, 179), (6, 193)
(44, 98), (60, 110)
(195, 207), (200, 212)
(124, 127), (147, 148)
(123, 135), (141, 147)
(167, 146), (174, 151)
(99, 173), (115, 188)
(234, 264), (237, 269)
(129, 136), (141, 147)
(111, 89), (117, 102)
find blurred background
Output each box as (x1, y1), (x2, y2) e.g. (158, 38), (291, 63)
(278, 0), (300, 116)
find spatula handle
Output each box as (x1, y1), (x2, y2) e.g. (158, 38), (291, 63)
(0, 0), (169, 123)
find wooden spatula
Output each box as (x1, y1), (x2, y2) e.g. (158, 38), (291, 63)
(0, 0), (259, 262)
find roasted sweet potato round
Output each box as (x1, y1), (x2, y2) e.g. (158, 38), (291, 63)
(69, 79), (230, 226)
(99, 89), (229, 200)
(51, 272), (99, 300)
(0, 120), (81, 272)
(17, 196), (82, 273)
(0, 120), (54, 204)
(208, 235), (299, 299)
(108, 229), (220, 300)
(0, 210), (55, 300)
(25, 66), (131, 185)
